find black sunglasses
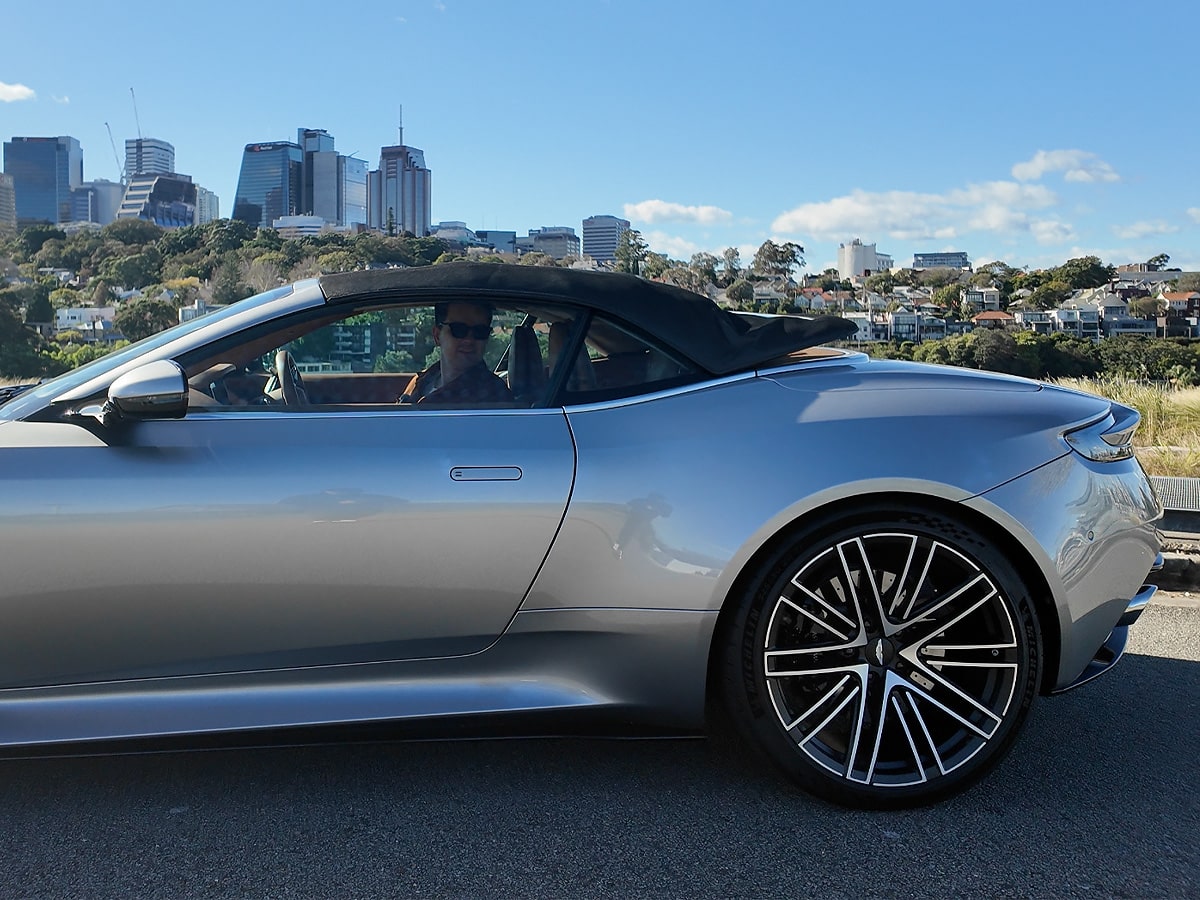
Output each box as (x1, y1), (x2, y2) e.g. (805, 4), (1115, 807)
(438, 321), (492, 340)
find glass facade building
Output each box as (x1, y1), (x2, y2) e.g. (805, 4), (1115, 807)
(2, 136), (83, 227)
(370, 144), (431, 236)
(582, 215), (630, 265)
(232, 142), (303, 229)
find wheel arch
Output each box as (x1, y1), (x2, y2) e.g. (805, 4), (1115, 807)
(705, 490), (1062, 707)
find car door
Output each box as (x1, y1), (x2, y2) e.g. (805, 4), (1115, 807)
(0, 406), (575, 688)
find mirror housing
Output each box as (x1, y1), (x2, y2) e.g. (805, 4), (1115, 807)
(104, 359), (188, 422)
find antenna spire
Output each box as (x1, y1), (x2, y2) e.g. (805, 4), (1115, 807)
(398, 104), (403, 146)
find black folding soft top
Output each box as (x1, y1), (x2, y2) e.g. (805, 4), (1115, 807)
(320, 262), (857, 376)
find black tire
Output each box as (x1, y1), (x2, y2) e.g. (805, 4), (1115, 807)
(717, 505), (1042, 809)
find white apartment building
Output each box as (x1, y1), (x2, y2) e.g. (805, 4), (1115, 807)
(837, 238), (893, 280)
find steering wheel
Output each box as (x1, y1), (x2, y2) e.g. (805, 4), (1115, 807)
(274, 350), (308, 406)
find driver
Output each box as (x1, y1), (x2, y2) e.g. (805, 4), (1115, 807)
(400, 301), (514, 405)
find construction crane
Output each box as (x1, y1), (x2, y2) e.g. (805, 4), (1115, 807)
(104, 122), (125, 184)
(130, 87), (142, 140)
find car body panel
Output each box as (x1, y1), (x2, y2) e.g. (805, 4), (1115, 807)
(0, 408), (574, 687)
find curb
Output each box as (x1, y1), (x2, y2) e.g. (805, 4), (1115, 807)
(1148, 552), (1200, 592)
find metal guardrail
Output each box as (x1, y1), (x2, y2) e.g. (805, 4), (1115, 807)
(1150, 476), (1200, 513)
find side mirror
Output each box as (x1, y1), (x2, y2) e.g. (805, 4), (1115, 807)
(104, 359), (188, 422)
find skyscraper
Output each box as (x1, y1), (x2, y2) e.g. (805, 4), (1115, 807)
(2, 136), (83, 227)
(582, 215), (630, 265)
(0, 173), (17, 234)
(232, 141), (303, 229)
(124, 138), (175, 178)
(369, 142), (431, 237)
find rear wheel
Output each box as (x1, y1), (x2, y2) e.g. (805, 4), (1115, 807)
(718, 506), (1041, 808)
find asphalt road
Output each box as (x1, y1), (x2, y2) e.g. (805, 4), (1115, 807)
(1, 600), (1197, 900)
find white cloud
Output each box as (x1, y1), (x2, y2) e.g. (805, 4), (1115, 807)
(52, 95), (69, 104)
(0, 82), (36, 102)
(624, 199), (733, 226)
(1011, 149), (1119, 183)
(1030, 219), (1077, 245)
(1188, 208), (1200, 224)
(1112, 220), (1179, 240)
(643, 230), (701, 260)
(771, 181), (1059, 244)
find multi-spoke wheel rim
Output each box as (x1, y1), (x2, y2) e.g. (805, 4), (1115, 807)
(763, 530), (1022, 789)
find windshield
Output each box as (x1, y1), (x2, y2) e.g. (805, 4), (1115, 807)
(0, 283), (298, 421)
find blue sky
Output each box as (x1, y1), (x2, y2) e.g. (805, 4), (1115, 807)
(4, 0), (1198, 274)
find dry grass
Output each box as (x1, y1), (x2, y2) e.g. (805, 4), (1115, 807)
(1052, 377), (1200, 477)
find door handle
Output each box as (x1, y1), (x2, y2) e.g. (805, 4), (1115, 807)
(450, 466), (523, 481)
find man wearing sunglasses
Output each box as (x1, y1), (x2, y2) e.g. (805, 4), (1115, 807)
(400, 301), (514, 405)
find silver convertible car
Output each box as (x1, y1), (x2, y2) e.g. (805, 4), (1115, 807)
(0, 263), (1161, 808)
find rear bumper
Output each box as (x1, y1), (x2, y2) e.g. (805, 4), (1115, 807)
(1052, 553), (1162, 694)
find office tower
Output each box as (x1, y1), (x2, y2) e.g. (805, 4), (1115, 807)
(517, 227), (580, 260)
(196, 186), (220, 224)
(2, 135), (83, 227)
(124, 138), (175, 178)
(341, 156), (368, 228)
(232, 141), (303, 229)
(369, 142), (431, 237)
(116, 173), (198, 228)
(582, 215), (630, 265)
(0, 173), (16, 233)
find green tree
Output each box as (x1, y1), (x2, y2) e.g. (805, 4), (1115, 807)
(751, 239), (805, 283)
(1174, 272), (1200, 292)
(212, 258), (250, 305)
(720, 247), (741, 286)
(614, 229), (649, 276)
(1054, 255), (1114, 290)
(102, 218), (164, 246)
(1029, 280), (1072, 311)
(725, 279), (755, 307)
(13, 225), (67, 262)
(865, 271), (896, 294)
(101, 248), (163, 290)
(1147, 253), (1170, 271)
(24, 293), (53, 323)
(114, 296), (178, 342)
(689, 252), (718, 288)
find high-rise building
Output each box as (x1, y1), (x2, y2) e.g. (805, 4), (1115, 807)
(2, 135), (83, 227)
(582, 215), (630, 265)
(369, 142), (431, 237)
(341, 156), (368, 228)
(70, 179), (126, 225)
(232, 141), (303, 229)
(124, 138), (175, 178)
(196, 186), (220, 224)
(117, 173), (197, 228)
(838, 238), (893, 280)
(0, 173), (17, 234)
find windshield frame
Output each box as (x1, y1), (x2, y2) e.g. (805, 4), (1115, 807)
(0, 283), (304, 421)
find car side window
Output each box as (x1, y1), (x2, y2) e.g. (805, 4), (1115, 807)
(551, 315), (701, 404)
(181, 302), (541, 411)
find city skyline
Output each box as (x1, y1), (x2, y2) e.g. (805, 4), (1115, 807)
(3, 0), (1198, 274)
